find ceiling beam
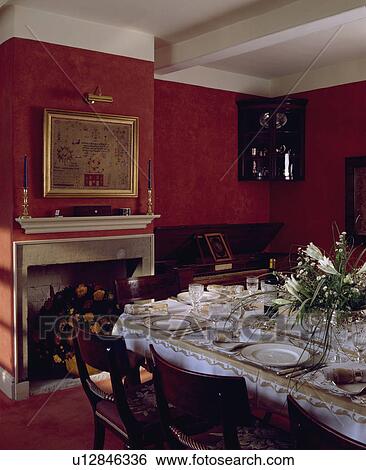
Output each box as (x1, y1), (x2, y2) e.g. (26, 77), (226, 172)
(155, 0), (366, 74)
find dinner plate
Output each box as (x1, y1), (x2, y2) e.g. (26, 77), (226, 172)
(177, 291), (221, 305)
(240, 343), (310, 367)
(144, 315), (194, 331)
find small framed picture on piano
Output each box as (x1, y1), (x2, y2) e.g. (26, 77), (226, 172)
(204, 233), (233, 263)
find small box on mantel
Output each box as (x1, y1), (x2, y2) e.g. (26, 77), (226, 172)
(73, 205), (112, 217)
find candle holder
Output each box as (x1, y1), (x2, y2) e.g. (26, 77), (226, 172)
(146, 188), (153, 215)
(19, 188), (31, 219)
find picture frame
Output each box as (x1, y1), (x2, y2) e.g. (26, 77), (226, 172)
(204, 232), (233, 262)
(43, 109), (139, 198)
(345, 156), (366, 244)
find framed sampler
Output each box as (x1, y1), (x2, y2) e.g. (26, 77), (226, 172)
(43, 109), (139, 198)
(345, 156), (366, 244)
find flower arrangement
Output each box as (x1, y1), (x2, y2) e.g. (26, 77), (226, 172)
(30, 283), (121, 379)
(274, 232), (366, 324)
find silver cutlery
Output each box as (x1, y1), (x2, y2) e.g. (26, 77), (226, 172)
(276, 365), (307, 376)
(286, 363), (327, 379)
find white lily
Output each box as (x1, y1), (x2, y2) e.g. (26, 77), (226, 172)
(318, 256), (339, 275)
(305, 242), (323, 261)
(285, 276), (302, 301)
(357, 261), (366, 275)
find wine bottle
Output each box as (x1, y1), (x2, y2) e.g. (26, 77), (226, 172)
(263, 258), (278, 316)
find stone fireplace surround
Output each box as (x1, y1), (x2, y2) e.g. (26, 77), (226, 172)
(1, 234), (155, 400)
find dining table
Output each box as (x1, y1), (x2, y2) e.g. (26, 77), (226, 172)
(112, 291), (366, 445)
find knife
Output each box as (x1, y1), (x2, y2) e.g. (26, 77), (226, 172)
(286, 363), (327, 379)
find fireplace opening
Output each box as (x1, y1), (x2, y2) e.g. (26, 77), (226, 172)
(27, 258), (140, 385)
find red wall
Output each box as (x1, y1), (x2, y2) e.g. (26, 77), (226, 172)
(12, 38), (154, 241)
(0, 38), (155, 374)
(0, 40), (15, 373)
(154, 80), (270, 226)
(270, 81), (366, 252)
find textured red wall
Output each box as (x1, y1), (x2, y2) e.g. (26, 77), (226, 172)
(0, 40), (15, 373)
(154, 80), (270, 226)
(270, 81), (366, 253)
(12, 38), (154, 241)
(0, 38), (155, 374)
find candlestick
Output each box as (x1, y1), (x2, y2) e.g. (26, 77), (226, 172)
(19, 188), (31, 219)
(148, 159), (152, 190)
(147, 188), (153, 215)
(23, 155), (28, 189)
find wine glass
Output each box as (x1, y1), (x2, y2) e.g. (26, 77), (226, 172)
(351, 322), (366, 363)
(246, 277), (259, 296)
(188, 283), (204, 316)
(332, 320), (349, 363)
(208, 302), (236, 342)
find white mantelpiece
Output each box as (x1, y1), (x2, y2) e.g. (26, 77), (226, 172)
(15, 214), (160, 234)
(5, 234), (155, 400)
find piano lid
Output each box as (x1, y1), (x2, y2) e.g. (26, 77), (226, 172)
(154, 223), (283, 262)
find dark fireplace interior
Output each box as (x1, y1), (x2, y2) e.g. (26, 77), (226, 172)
(27, 258), (140, 382)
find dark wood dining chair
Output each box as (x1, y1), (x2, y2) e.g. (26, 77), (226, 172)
(150, 345), (291, 450)
(73, 324), (163, 449)
(287, 395), (366, 449)
(114, 268), (193, 308)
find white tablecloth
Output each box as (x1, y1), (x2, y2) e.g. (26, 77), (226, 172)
(113, 307), (366, 444)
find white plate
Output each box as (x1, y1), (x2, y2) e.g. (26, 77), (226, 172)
(144, 315), (193, 331)
(177, 291), (221, 305)
(240, 342), (310, 367)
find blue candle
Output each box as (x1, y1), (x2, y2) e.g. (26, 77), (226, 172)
(23, 155), (28, 189)
(148, 159), (152, 190)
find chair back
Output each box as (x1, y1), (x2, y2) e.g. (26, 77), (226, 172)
(150, 345), (252, 449)
(287, 395), (366, 449)
(114, 268), (193, 307)
(73, 324), (142, 444)
(73, 325), (130, 404)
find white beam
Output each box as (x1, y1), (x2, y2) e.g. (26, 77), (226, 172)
(155, 0), (366, 74)
(155, 66), (271, 97)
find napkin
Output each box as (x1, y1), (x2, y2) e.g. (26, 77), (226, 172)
(324, 367), (366, 385)
(207, 284), (223, 293)
(124, 302), (168, 316)
(207, 284), (244, 296)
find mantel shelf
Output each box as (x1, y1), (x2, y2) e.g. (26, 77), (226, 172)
(15, 214), (161, 234)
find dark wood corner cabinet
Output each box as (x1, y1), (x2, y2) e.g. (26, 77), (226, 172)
(237, 97), (307, 181)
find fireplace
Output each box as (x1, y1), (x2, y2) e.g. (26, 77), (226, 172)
(11, 234), (154, 399)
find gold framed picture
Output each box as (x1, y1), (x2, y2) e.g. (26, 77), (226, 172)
(43, 109), (139, 198)
(204, 233), (233, 262)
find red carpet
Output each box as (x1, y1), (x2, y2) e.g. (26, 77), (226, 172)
(0, 383), (289, 450)
(0, 386), (122, 450)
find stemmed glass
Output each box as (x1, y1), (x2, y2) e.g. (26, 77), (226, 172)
(351, 322), (366, 363)
(246, 277), (259, 296)
(208, 302), (237, 342)
(188, 283), (204, 316)
(332, 319), (349, 363)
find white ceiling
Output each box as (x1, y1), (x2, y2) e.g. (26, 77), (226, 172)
(8, 0), (296, 45)
(3, 0), (366, 94)
(208, 19), (366, 79)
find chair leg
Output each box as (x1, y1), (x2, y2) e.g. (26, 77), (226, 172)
(262, 412), (273, 425)
(93, 417), (106, 450)
(127, 366), (142, 386)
